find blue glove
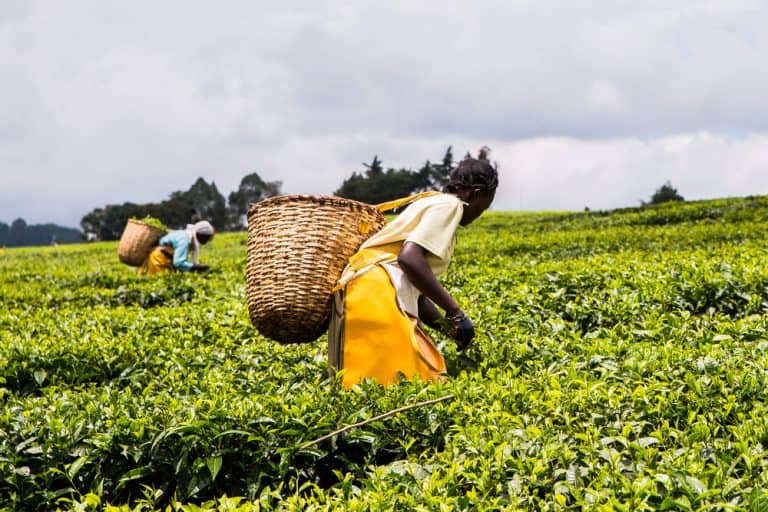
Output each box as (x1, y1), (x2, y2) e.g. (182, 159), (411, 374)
(449, 312), (475, 350)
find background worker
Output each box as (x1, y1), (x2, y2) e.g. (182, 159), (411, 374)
(139, 220), (214, 275)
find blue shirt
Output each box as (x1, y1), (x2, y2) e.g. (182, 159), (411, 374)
(159, 230), (195, 271)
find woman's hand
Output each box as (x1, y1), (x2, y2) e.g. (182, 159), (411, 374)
(418, 296), (475, 350)
(448, 312), (475, 350)
(192, 263), (210, 272)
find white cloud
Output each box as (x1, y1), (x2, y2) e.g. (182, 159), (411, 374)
(1, 1), (767, 226)
(493, 132), (768, 212)
(587, 80), (626, 114)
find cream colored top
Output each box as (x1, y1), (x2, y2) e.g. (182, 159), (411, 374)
(361, 192), (465, 316)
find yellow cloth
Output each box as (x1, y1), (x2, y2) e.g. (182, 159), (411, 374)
(331, 249), (446, 388)
(138, 246), (174, 276)
(330, 193), (464, 387)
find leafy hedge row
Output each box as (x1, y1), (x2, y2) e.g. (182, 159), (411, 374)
(2, 195), (768, 510)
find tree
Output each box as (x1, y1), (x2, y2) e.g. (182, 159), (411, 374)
(169, 178), (229, 229)
(80, 175), (262, 239)
(80, 208), (105, 240)
(8, 218), (27, 246)
(227, 172), (282, 230)
(24, 223), (82, 245)
(649, 181), (684, 205)
(81, 177), (234, 240)
(334, 147), (460, 204)
(414, 146), (455, 193)
(363, 156), (384, 178)
(81, 203), (143, 241)
(334, 156), (426, 204)
(0, 218), (81, 247)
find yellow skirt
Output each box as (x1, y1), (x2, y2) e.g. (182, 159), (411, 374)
(138, 246), (174, 276)
(329, 262), (446, 388)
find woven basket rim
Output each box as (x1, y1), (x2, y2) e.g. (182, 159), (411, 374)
(247, 194), (377, 219)
(125, 218), (166, 232)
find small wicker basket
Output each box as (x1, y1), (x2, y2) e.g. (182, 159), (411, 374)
(246, 195), (386, 344)
(117, 219), (166, 267)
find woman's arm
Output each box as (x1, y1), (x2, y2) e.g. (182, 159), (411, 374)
(417, 295), (445, 329)
(397, 241), (462, 317)
(169, 233), (195, 271)
(400, 241), (476, 349)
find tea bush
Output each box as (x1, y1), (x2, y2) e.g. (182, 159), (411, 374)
(2, 195), (768, 510)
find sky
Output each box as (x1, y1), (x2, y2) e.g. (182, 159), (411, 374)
(2, 0), (767, 228)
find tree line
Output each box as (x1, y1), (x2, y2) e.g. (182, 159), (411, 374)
(334, 146), (456, 204)
(0, 219), (82, 247)
(5, 146), (687, 246)
(80, 173), (282, 241)
(79, 146), (459, 241)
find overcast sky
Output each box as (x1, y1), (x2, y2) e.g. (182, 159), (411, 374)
(2, 1), (767, 228)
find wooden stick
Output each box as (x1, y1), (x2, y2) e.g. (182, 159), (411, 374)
(298, 394), (455, 450)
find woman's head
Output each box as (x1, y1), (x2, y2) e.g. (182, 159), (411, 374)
(193, 220), (215, 244)
(446, 147), (499, 225)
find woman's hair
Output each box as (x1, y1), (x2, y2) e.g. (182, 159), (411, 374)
(445, 146), (499, 194)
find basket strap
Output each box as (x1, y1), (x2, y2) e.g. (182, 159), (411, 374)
(332, 253), (397, 293)
(332, 192), (442, 293)
(375, 191), (441, 213)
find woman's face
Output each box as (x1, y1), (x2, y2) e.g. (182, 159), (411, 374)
(460, 189), (495, 226)
(197, 233), (214, 245)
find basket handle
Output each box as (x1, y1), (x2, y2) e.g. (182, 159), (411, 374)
(375, 191), (441, 213)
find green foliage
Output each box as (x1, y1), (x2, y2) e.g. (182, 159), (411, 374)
(334, 156), (426, 204)
(130, 216), (168, 231)
(169, 178), (229, 230)
(3, 195), (768, 510)
(335, 147), (455, 204)
(0, 218), (82, 247)
(82, 173), (282, 240)
(649, 180), (685, 205)
(227, 173), (282, 230)
(419, 145), (455, 191)
(81, 178), (228, 241)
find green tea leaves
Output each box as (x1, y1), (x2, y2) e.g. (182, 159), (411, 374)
(4, 196), (768, 509)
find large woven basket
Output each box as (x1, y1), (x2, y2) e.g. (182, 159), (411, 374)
(246, 195), (386, 344)
(117, 219), (166, 267)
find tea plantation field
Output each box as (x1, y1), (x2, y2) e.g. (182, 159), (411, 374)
(3, 195), (768, 511)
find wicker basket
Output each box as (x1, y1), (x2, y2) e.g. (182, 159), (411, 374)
(117, 219), (166, 267)
(246, 195), (386, 344)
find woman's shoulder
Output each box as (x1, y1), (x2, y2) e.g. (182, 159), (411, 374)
(414, 192), (463, 210)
